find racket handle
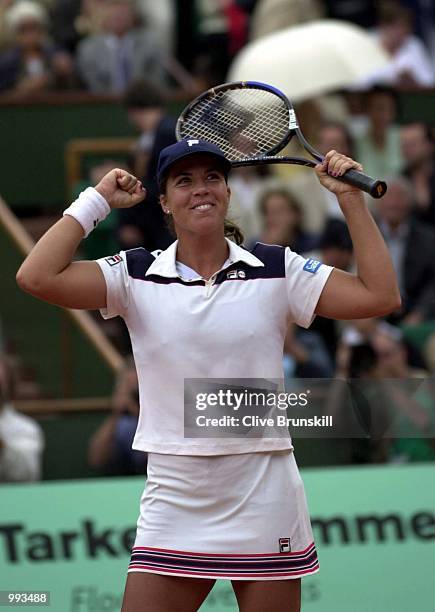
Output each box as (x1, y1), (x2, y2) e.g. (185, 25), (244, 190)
(340, 168), (387, 199)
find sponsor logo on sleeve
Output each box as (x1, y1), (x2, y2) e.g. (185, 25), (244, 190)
(303, 258), (322, 274)
(105, 254), (122, 266)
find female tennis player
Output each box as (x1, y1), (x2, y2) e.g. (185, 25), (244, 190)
(16, 139), (400, 612)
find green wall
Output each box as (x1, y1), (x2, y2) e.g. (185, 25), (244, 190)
(1, 226), (115, 398)
(0, 101), (135, 209)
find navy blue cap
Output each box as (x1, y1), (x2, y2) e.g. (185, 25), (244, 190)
(157, 139), (232, 188)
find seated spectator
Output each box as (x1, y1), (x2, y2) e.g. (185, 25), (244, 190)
(309, 218), (354, 366)
(371, 328), (435, 462)
(76, 0), (194, 94)
(283, 219), (354, 379)
(135, 0), (175, 57)
(315, 218), (354, 272)
(375, 176), (435, 324)
(325, 0), (377, 28)
(400, 122), (435, 226)
(249, 0), (324, 41)
(0, 355), (44, 482)
(341, 343), (391, 464)
(76, 0), (166, 94)
(372, 328), (428, 379)
(286, 121), (355, 229)
(88, 357), (147, 476)
(335, 314), (426, 376)
(0, 0), (14, 51)
(283, 322), (334, 379)
(227, 166), (269, 245)
(50, 0), (105, 54)
(252, 187), (317, 253)
(0, 0), (75, 95)
(353, 86), (404, 180)
(194, 0), (251, 85)
(118, 80), (176, 251)
(355, 1), (435, 89)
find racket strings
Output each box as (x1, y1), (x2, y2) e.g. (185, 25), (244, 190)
(179, 88), (289, 161)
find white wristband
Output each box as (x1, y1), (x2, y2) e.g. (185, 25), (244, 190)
(63, 187), (111, 238)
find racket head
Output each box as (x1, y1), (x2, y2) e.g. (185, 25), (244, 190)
(176, 81), (299, 162)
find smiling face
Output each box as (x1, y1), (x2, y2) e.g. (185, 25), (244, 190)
(160, 154), (231, 240)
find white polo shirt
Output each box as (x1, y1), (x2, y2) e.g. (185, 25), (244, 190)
(96, 239), (333, 455)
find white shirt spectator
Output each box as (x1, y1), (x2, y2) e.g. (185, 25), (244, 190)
(356, 31), (435, 88)
(0, 403), (44, 482)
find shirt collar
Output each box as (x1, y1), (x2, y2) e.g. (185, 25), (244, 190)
(145, 238), (264, 279)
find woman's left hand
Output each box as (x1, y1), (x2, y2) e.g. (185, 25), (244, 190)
(314, 150), (364, 197)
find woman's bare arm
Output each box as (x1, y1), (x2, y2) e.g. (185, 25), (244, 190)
(314, 151), (401, 320)
(16, 169), (145, 309)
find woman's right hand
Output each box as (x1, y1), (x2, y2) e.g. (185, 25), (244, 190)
(95, 168), (146, 209)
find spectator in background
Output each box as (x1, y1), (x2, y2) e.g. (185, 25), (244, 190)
(119, 80), (176, 251)
(309, 219), (354, 366)
(0, 0), (75, 95)
(318, 122), (355, 160)
(135, 0), (175, 56)
(371, 328), (435, 462)
(194, 0), (251, 85)
(249, 0), (324, 41)
(400, 122), (435, 226)
(372, 328), (429, 378)
(324, 0), (377, 28)
(403, 0), (435, 69)
(329, 341), (394, 464)
(353, 86), (404, 180)
(0, 0), (14, 50)
(51, 0), (86, 54)
(226, 166), (269, 243)
(375, 176), (435, 324)
(355, 1), (435, 89)
(253, 187), (317, 253)
(51, 0), (105, 54)
(88, 357), (147, 476)
(287, 121), (355, 229)
(76, 0), (168, 94)
(0, 355), (44, 482)
(316, 121), (355, 219)
(283, 219), (354, 379)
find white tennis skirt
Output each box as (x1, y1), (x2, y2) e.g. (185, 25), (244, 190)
(128, 450), (319, 580)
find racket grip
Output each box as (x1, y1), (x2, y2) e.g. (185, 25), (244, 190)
(340, 169), (387, 199)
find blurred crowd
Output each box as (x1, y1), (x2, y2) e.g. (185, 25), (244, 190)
(1, 0), (435, 97)
(1, 0), (435, 482)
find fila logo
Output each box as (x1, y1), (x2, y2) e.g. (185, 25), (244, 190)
(279, 538), (291, 553)
(227, 270), (246, 280)
(105, 254), (122, 266)
(187, 139), (200, 147)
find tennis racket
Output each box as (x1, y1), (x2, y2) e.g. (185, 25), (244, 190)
(176, 81), (387, 199)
